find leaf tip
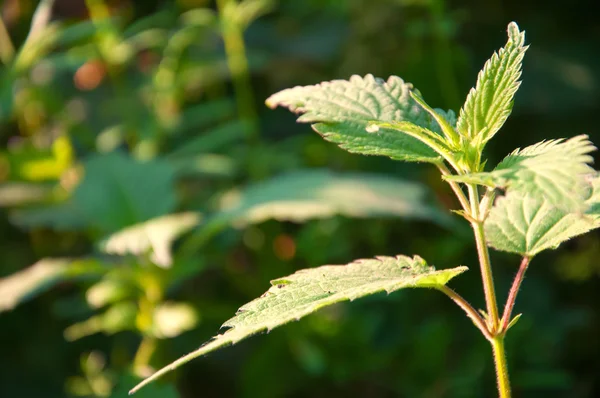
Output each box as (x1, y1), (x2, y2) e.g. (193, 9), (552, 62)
(507, 313), (522, 330)
(265, 95), (277, 109)
(507, 21), (525, 44)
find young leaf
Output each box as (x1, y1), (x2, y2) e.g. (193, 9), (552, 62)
(130, 255), (467, 393)
(485, 175), (600, 256)
(266, 74), (456, 163)
(456, 22), (528, 145)
(410, 92), (460, 147)
(446, 135), (596, 211)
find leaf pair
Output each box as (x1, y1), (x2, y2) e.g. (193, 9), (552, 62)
(266, 22), (528, 165)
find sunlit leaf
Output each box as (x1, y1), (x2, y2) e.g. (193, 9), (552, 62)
(485, 175), (600, 256)
(456, 22), (528, 144)
(266, 74), (456, 163)
(446, 135), (596, 211)
(130, 255), (467, 393)
(100, 212), (201, 267)
(0, 258), (104, 312)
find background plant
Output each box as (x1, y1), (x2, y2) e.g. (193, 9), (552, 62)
(1, 1), (600, 398)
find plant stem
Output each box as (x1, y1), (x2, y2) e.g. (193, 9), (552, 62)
(216, 0), (259, 143)
(0, 14), (15, 64)
(468, 184), (500, 331)
(491, 337), (512, 398)
(133, 336), (157, 376)
(438, 163), (470, 212)
(13, 0), (55, 71)
(437, 285), (492, 341)
(500, 256), (530, 332)
(465, 183), (511, 397)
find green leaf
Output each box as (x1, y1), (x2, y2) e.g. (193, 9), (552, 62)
(446, 135), (596, 211)
(410, 92), (460, 147)
(100, 212), (201, 267)
(266, 74), (456, 163)
(182, 170), (452, 253)
(456, 22), (528, 144)
(73, 152), (177, 232)
(167, 119), (246, 158)
(365, 121), (454, 165)
(13, 154), (179, 233)
(217, 170), (452, 226)
(0, 258), (105, 312)
(485, 175), (600, 256)
(130, 255), (467, 393)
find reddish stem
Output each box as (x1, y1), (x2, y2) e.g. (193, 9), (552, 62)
(500, 256), (531, 332)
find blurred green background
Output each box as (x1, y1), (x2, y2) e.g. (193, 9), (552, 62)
(0, 0), (599, 397)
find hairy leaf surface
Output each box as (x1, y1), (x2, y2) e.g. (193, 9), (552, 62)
(456, 22), (528, 144)
(130, 255), (467, 393)
(446, 135), (596, 210)
(485, 175), (600, 256)
(266, 74), (456, 163)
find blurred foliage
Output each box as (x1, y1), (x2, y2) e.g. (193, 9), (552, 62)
(0, 0), (599, 397)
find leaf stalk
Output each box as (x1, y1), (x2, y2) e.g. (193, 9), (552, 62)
(500, 256), (531, 333)
(438, 163), (470, 212)
(437, 285), (492, 341)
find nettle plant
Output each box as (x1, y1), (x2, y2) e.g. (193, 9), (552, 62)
(131, 22), (600, 397)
